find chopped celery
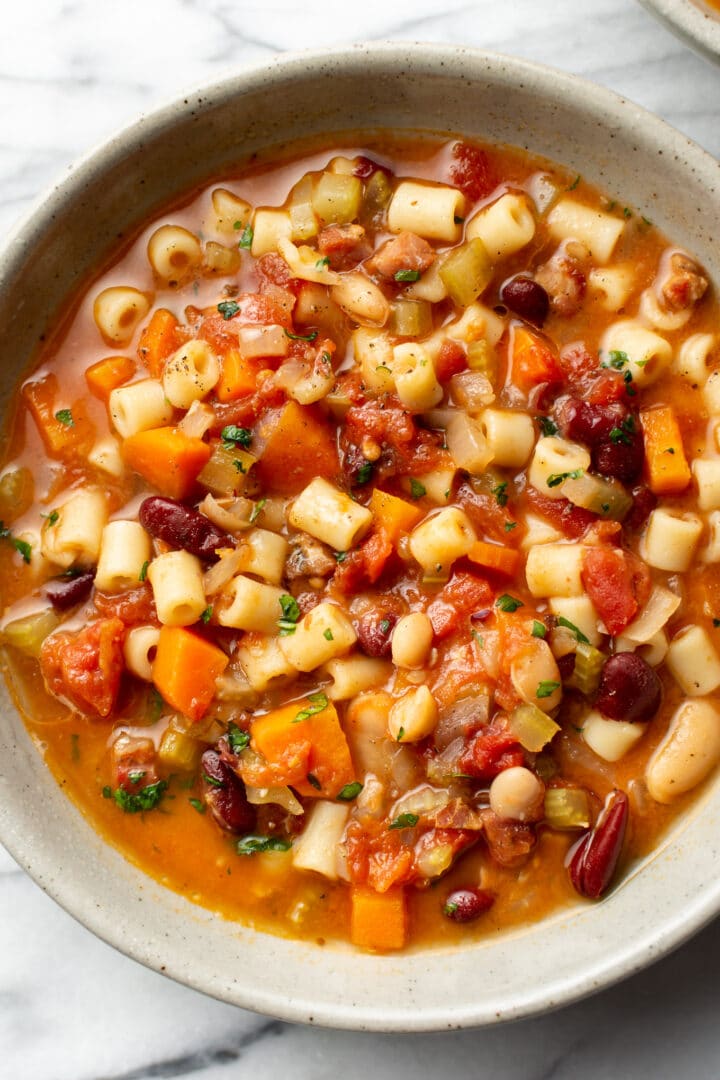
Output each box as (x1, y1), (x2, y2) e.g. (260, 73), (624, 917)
(0, 467), (34, 523)
(389, 299), (432, 338)
(198, 445), (256, 496)
(466, 339), (496, 380)
(509, 702), (560, 752)
(362, 170), (392, 219)
(312, 172), (362, 225)
(544, 787), (591, 829)
(158, 728), (202, 772)
(289, 174), (318, 241)
(562, 472), (633, 520)
(203, 241), (241, 276)
(439, 238), (493, 308)
(2, 608), (60, 658)
(568, 642), (605, 695)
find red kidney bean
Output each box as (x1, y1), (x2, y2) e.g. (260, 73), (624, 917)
(200, 749), (257, 834)
(45, 571), (95, 610)
(557, 397), (626, 447)
(499, 276), (549, 327)
(568, 789), (628, 899)
(139, 497), (234, 562)
(624, 485), (657, 532)
(595, 652), (662, 723)
(355, 611), (398, 657)
(592, 432), (644, 484)
(442, 887), (495, 922)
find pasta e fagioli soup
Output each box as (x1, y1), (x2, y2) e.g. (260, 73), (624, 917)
(1, 134), (718, 952)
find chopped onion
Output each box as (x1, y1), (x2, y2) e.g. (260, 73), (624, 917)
(235, 323), (289, 360)
(2, 609), (60, 658)
(509, 702), (560, 752)
(198, 493), (252, 533)
(203, 546), (246, 596)
(446, 411), (494, 473)
(390, 784), (451, 821)
(246, 784), (304, 816)
(177, 400), (216, 439)
(449, 370), (495, 411)
(622, 584), (681, 643)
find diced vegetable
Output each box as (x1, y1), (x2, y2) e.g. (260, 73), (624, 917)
(137, 309), (182, 377)
(640, 406), (691, 495)
(467, 540), (521, 578)
(350, 886), (408, 951)
(568, 642), (605, 695)
(256, 401), (339, 495)
(122, 426), (211, 500)
(544, 787), (590, 829)
(197, 444), (256, 496)
(85, 355), (136, 400)
(2, 609), (60, 658)
(158, 728), (202, 772)
(508, 702), (560, 752)
(312, 172), (363, 225)
(509, 325), (563, 390)
(152, 626), (229, 721)
(439, 239), (493, 307)
(216, 349), (265, 402)
(369, 489), (423, 546)
(561, 472), (632, 520)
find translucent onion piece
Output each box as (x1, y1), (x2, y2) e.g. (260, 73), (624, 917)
(509, 702), (560, 753)
(390, 784), (451, 822)
(246, 784), (304, 816)
(622, 585), (682, 643)
(544, 787), (590, 829)
(2, 609), (60, 658)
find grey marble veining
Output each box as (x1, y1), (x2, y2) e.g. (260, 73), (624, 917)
(1, 1), (720, 1077)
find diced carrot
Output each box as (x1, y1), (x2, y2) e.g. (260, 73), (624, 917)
(85, 355), (136, 401)
(369, 489), (423, 546)
(122, 426), (211, 499)
(152, 626), (229, 722)
(509, 325), (563, 390)
(216, 348), (264, 402)
(22, 374), (95, 456)
(639, 406), (691, 496)
(350, 886), (408, 951)
(256, 401), (339, 494)
(251, 695), (355, 798)
(467, 540), (521, 578)
(137, 308), (182, 377)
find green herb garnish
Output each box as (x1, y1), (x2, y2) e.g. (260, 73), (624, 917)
(217, 300), (240, 320)
(337, 782), (363, 802)
(238, 224), (253, 250)
(284, 328), (318, 342)
(278, 593), (301, 636)
(531, 620), (547, 639)
(249, 498), (266, 524)
(492, 481), (508, 507)
(189, 798), (206, 814)
(55, 408), (74, 428)
(389, 812), (419, 830)
(556, 615), (590, 644)
(200, 605), (213, 624)
(536, 680), (561, 699)
(235, 834), (292, 856)
(227, 722), (250, 755)
(0, 522), (31, 564)
(409, 478), (426, 500)
(106, 780), (168, 813)
(546, 468), (584, 488)
(495, 594), (523, 613)
(221, 424), (252, 449)
(294, 691), (329, 723)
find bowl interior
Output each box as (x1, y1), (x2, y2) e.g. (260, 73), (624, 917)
(1, 44), (720, 1031)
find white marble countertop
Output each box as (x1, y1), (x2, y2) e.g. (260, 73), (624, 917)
(2, 1), (720, 1077)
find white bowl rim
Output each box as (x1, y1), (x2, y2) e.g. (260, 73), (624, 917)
(639, 0), (720, 63)
(0, 41), (720, 1031)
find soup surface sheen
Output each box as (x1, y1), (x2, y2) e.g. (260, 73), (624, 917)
(2, 135), (719, 953)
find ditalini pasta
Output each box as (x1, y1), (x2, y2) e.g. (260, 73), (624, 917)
(1, 134), (718, 954)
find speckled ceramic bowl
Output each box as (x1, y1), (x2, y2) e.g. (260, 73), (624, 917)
(1, 44), (719, 1031)
(639, 0), (720, 62)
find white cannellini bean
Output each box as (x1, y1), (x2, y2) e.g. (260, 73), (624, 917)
(388, 685), (438, 742)
(489, 767), (544, 822)
(645, 698), (720, 803)
(391, 612), (434, 669)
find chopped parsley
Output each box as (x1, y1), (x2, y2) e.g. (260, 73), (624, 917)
(389, 812), (419, 830)
(42, 510), (59, 527)
(531, 620), (547, 639)
(601, 349), (630, 371)
(238, 224), (253, 250)
(139, 559), (149, 582)
(55, 408), (74, 428)
(0, 523), (31, 564)
(294, 691), (329, 723)
(315, 256), (330, 269)
(104, 780), (168, 813)
(233, 459), (246, 473)
(227, 722), (250, 755)
(284, 328), (318, 342)
(235, 834), (292, 856)
(355, 461), (373, 485)
(189, 798), (206, 814)
(249, 498), (266, 524)
(538, 416), (558, 437)
(200, 605), (213, 624)
(323, 628), (334, 641)
(546, 468), (584, 488)
(379, 618), (391, 635)
(306, 772), (322, 791)
(537, 680), (561, 699)
(504, 521), (518, 532)
(394, 269), (421, 282)
(334, 550), (348, 563)
(217, 300), (240, 320)
(396, 726), (405, 742)
(202, 772), (225, 789)
(495, 594), (523, 613)
(278, 594), (301, 636)
(556, 615), (590, 644)
(337, 781), (363, 802)
(609, 416), (636, 445)
(221, 424), (253, 449)
(492, 481), (508, 507)
(568, 174), (581, 191)
(409, 478), (426, 499)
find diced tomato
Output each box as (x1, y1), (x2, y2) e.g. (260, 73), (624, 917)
(559, 342), (596, 382)
(481, 809), (536, 868)
(584, 370), (628, 405)
(40, 617), (125, 718)
(581, 546), (651, 636)
(526, 487), (597, 540)
(333, 528), (394, 593)
(256, 253), (298, 291)
(427, 571), (493, 640)
(345, 819), (415, 893)
(460, 723), (525, 781)
(111, 733), (158, 791)
(344, 399), (447, 479)
(455, 481), (515, 543)
(449, 142), (498, 202)
(93, 584), (156, 626)
(434, 339), (467, 382)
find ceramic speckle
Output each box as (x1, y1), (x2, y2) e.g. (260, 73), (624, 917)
(639, 0), (720, 64)
(0, 43), (719, 1032)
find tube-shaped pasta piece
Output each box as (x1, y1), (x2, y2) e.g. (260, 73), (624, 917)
(642, 508), (703, 572)
(93, 287), (151, 347)
(331, 272), (390, 328)
(387, 180), (465, 243)
(646, 699), (720, 803)
(277, 238), (340, 285)
(147, 550), (207, 627)
(548, 595), (603, 647)
(87, 435), (125, 478)
(235, 528), (289, 586)
(288, 477), (373, 552)
(147, 225), (202, 283)
(236, 632), (295, 692)
(415, 466), (456, 505)
(527, 436), (590, 500)
(217, 575), (285, 634)
(279, 601), (357, 672)
(162, 340), (220, 409)
(123, 625), (161, 682)
(705, 370), (720, 417)
(582, 710), (647, 762)
(322, 655), (392, 700)
(408, 507), (477, 577)
(587, 265), (634, 312)
(666, 625), (720, 696)
(674, 333), (716, 385)
(109, 378), (174, 438)
(352, 328), (395, 393)
(520, 513), (564, 549)
(601, 320), (672, 387)
(250, 208), (292, 257)
(615, 630), (668, 668)
(292, 801), (350, 880)
(445, 412), (493, 474)
(546, 198), (624, 263)
(391, 342), (442, 411)
(41, 488), (108, 569)
(95, 520), (152, 593)
(638, 287), (691, 332)
(701, 511), (720, 563)
(480, 408), (535, 468)
(526, 543), (585, 598)
(465, 193), (536, 260)
(692, 459), (720, 512)
(211, 188), (252, 235)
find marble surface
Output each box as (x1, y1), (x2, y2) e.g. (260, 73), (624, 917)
(1, 1), (720, 1076)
